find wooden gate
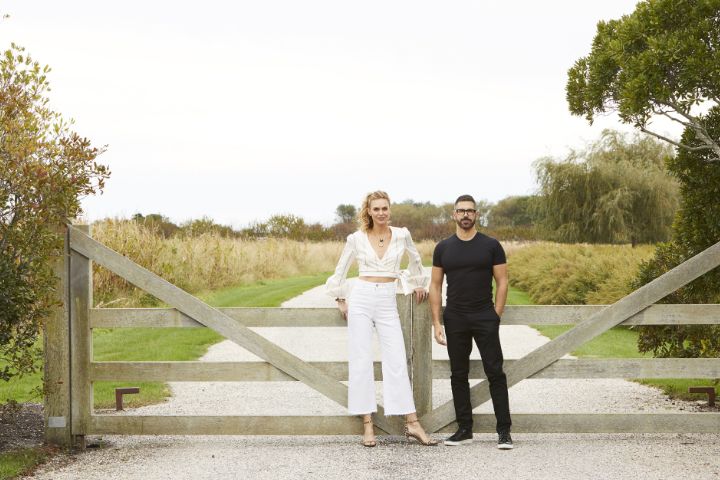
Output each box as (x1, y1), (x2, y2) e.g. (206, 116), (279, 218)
(44, 225), (720, 448)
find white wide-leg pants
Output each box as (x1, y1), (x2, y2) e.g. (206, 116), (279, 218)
(347, 280), (416, 416)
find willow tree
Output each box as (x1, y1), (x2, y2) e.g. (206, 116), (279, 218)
(534, 130), (678, 245)
(1, 44), (109, 385)
(566, 0), (720, 162)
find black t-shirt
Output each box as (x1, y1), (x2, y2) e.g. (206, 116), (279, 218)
(432, 232), (506, 313)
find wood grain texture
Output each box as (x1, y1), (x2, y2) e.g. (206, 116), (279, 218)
(44, 226), (72, 447)
(88, 304), (720, 328)
(88, 413), (720, 435)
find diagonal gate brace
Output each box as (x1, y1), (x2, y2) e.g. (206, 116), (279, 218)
(421, 240), (720, 433)
(68, 226), (403, 434)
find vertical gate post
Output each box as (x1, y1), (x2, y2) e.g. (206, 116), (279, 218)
(70, 225), (92, 449)
(44, 225), (72, 448)
(397, 294), (413, 376)
(411, 301), (433, 417)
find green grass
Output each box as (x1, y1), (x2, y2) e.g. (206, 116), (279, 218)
(506, 285), (532, 306)
(0, 367), (42, 405)
(639, 378), (719, 401)
(532, 323), (718, 401)
(1, 273), (332, 409)
(93, 273), (331, 408)
(196, 273), (330, 307)
(0, 448), (48, 480)
(532, 325), (650, 358)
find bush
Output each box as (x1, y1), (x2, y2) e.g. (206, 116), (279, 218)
(0, 45), (108, 383)
(509, 243), (654, 305)
(633, 107), (720, 359)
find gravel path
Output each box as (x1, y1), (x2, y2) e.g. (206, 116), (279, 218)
(27, 280), (720, 480)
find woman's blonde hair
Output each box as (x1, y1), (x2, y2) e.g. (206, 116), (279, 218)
(358, 191), (391, 232)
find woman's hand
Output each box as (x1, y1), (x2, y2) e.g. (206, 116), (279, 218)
(414, 287), (428, 304)
(337, 300), (348, 320)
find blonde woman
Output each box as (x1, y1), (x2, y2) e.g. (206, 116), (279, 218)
(326, 191), (437, 447)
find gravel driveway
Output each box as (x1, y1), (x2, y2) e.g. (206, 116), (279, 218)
(27, 280), (720, 480)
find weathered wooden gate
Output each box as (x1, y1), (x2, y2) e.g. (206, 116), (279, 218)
(44, 225), (720, 448)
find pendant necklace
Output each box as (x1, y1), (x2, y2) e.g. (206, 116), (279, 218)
(378, 236), (384, 247)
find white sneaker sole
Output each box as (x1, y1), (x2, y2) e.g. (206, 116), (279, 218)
(443, 438), (473, 446)
(497, 443), (514, 450)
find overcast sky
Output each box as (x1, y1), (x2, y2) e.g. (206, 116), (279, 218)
(1, 0), (679, 227)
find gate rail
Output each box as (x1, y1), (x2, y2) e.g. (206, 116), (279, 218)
(43, 225), (720, 448)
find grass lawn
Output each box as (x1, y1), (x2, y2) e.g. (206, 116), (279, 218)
(533, 323), (718, 401)
(506, 286), (532, 306)
(0, 448), (48, 480)
(0, 273), (331, 410)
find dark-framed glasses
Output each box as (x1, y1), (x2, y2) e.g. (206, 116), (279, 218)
(455, 208), (477, 216)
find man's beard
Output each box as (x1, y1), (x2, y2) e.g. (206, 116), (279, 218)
(455, 217), (476, 231)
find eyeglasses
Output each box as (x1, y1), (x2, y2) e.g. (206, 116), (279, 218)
(455, 209), (477, 216)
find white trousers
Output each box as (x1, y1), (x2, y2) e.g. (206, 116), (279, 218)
(347, 280), (416, 416)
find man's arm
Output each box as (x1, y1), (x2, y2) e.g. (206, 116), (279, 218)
(429, 266), (446, 345)
(493, 263), (508, 318)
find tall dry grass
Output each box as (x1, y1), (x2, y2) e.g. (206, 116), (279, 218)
(89, 220), (533, 306)
(507, 242), (655, 305)
(92, 219), (345, 306)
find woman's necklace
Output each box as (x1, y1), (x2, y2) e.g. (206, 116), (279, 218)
(374, 229), (389, 248)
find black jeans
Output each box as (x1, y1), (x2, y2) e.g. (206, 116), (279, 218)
(444, 307), (511, 433)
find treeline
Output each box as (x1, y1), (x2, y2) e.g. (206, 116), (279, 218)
(129, 197), (539, 243)
(131, 130), (679, 245)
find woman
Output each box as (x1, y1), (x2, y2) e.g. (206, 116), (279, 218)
(326, 191), (437, 447)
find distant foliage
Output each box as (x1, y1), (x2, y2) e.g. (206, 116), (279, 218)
(335, 204), (356, 224)
(534, 130), (678, 245)
(634, 107), (720, 359)
(131, 213), (180, 238)
(487, 196), (537, 228)
(509, 243), (654, 305)
(485, 195), (541, 241)
(129, 196), (546, 243)
(389, 200), (455, 240)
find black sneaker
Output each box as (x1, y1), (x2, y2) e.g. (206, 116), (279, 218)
(443, 427), (473, 446)
(497, 430), (513, 450)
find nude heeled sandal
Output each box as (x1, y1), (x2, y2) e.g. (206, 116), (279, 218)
(404, 420), (438, 446)
(362, 419), (377, 447)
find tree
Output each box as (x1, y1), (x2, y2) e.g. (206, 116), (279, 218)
(567, 0), (720, 161)
(0, 45), (109, 383)
(390, 200), (455, 240)
(633, 106), (720, 358)
(334, 204), (356, 224)
(133, 213), (180, 238)
(487, 196), (536, 228)
(266, 214), (307, 240)
(534, 130), (678, 245)
(180, 216), (236, 238)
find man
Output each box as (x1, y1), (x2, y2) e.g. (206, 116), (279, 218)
(429, 194), (513, 449)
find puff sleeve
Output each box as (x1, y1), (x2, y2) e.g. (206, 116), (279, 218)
(397, 227), (429, 295)
(325, 233), (357, 298)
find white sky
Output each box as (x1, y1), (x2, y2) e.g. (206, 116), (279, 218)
(0, 0), (681, 227)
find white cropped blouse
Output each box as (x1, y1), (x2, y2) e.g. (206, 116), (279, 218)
(325, 226), (429, 298)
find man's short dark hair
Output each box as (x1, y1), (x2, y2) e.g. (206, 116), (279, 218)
(454, 194), (476, 206)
